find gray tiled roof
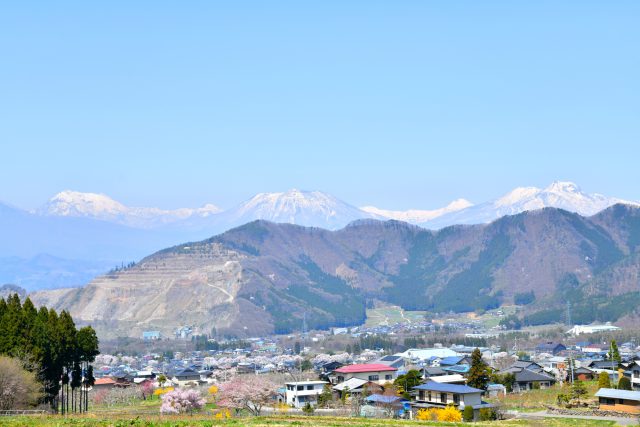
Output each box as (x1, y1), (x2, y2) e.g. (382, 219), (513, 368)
(595, 388), (640, 401)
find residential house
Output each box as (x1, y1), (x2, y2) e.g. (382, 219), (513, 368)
(429, 374), (466, 385)
(361, 394), (408, 418)
(412, 382), (493, 420)
(172, 367), (201, 387)
(595, 388), (640, 414)
(624, 361), (640, 390)
(333, 378), (383, 399)
(330, 364), (397, 385)
(422, 366), (447, 380)
(93, 377), (116, 391)
(284, 380), (328, 408)
(512, 369), (556, 392)
(375, 355), (405, 370)
(573, 367), (595, 382)
(535, 342), (567, 355)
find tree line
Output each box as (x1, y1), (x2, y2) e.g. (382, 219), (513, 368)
(0, 293), (99, 413)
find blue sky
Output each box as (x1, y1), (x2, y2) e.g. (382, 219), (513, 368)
(1, 1), (638, 210)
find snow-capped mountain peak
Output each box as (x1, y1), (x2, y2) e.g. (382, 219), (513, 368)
(423, 181), (640, 229)
(40, 190), (128, 217)
(38, 190), (221, 228)
(361, 198), (473, 223)
(220, 189), (378, 229)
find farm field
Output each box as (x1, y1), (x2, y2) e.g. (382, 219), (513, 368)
(0, 415), (620, 427)
(365, 305), (427, 327)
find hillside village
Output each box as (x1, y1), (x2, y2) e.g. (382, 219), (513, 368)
(83, 313), (640, 422)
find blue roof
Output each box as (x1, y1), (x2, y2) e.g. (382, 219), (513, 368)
(414, 381), (482, 394)
(443, 365), (470, 373)
(439, 356), (464, 366)
(366, 394), (405, 404)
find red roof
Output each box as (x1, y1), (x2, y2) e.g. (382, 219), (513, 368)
(334, 364), (397, 373)
(94, 377), (116, 385)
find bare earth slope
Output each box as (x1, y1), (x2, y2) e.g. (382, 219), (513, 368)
(31, 205), (640, 339)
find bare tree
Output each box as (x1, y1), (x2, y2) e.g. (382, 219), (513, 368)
(0, 356), (42, 410)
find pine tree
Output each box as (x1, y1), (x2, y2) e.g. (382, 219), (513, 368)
(610, 340), (621, 368)
(467, 348), (490, 390)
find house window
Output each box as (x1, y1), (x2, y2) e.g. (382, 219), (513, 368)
(337, 376), (344, 383)
(385, 374), (392, 380)
(369, 375), (379, 381)
(619, 399), (624, 404)
(453, 394), (459, 404)
(307, 385), (314, 390)
(440, 393), (446, 403)
(428, 391), (432, 401)
(297, 386), (304, 391)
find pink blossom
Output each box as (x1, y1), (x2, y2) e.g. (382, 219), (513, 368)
(217, 375), (278, 416)
(160, 389), (206, 415)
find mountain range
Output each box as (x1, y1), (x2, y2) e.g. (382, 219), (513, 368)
(30, 204), (640, 339)
(1, 181), (638, 291)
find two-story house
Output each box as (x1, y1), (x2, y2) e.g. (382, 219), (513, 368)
(284, 380), (328, 408)
(330, 364), (397, 385)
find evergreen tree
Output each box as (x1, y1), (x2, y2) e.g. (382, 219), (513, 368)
(598, 371), (611, 389)
(467, 348), (490, 390)
(618, 376), (632, 391)
(0, 293), (99, 413)
(609, 340), (621, 368)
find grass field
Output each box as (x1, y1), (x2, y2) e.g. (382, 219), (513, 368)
(487, 381), (601, 412)
(0, 415), (620, 427)
(365, 306), (427, 327)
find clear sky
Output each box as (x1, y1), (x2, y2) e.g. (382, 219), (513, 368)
(1, 1), (638, 210)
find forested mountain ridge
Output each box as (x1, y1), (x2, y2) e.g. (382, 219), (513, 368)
(31, 204), (640, 339)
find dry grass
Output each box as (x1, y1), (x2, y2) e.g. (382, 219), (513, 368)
(487, 381), (601, 412)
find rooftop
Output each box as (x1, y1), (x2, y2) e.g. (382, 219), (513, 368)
(595, 388), (640, 401)
(414, 381), (482, 394)
(334, 363), (398, 374)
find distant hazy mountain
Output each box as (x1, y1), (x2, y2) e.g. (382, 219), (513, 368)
(211, 189), (380, 230)
(423, 181), (640, 229)
(38, 190), (221, 229)
(361, 199), (473, 223)
(3, 182), (638, 292)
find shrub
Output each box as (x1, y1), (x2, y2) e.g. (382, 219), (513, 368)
(463, 405), (474, 421)
(479, 407), (496, 421)
(438, 405), (462, 422)
(302, 401), (315, 415)
(416, 408), (439, 421)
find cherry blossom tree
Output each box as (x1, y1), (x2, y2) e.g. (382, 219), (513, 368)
(160, 389), (206, 415)
(217, 375), (278, 416)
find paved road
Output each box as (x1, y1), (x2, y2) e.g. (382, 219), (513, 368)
(514, 410), (638, 426)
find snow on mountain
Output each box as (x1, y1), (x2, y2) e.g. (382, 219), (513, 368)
(361, 198), (473, 223)
(215, 189), (380, 230)
(38, 190), (221, 229)
(423, 181), (640, 229)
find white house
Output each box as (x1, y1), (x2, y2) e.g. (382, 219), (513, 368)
(284, 380), (328, 408)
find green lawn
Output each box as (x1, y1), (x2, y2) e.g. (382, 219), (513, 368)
(0, 415), (619, 427)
